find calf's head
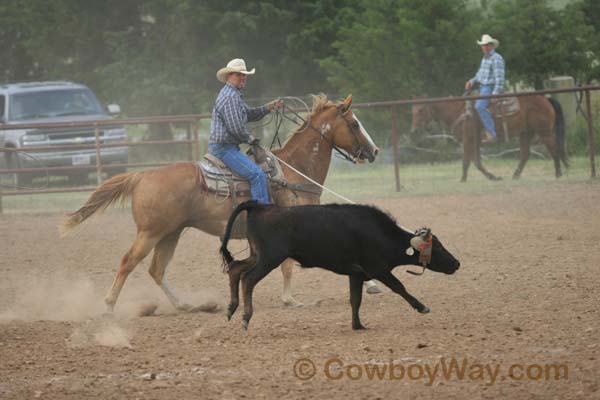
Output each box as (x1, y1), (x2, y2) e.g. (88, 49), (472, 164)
(407, 228), (460, 274)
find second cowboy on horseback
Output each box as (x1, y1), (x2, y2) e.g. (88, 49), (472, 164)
(465, 34), (505, 144)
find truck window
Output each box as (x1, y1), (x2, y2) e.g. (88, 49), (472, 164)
(9, 89), (104, 121)
(0, 95), (5, 121)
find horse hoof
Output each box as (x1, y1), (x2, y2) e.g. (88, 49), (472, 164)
(282, 297), (304, 308)
(353, 324), (367, 330)
(137, 303), (158, 317)
(366, 285), (383, 295)
(419, 306), (431, 314)
(242, 316), (251, 330)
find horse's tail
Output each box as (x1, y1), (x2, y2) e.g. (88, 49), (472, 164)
(548, 97), (569, 168)
(220, 200), (260, 265)
(59, 172), (143, 236)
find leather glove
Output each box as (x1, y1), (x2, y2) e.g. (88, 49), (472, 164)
(247, 135), (260, 145)
(267, 98), (284, 112)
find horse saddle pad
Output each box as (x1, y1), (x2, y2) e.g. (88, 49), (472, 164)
(198, 149), (285, 197)
(491, 96), (520, 118)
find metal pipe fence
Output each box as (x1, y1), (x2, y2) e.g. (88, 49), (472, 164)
(351, 85), (599, 189)
(0, 85), (598, 212)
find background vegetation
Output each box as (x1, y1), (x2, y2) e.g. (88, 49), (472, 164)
(1, 0), (600, 154)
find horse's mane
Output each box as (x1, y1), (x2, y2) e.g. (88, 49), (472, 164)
(282, 94), (336, 141)
(309, 93), (335, 115)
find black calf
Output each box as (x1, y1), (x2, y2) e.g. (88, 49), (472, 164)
(220, 200), (459, 330)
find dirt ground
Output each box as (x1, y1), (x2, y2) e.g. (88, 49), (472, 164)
(1, 182), (599, 399)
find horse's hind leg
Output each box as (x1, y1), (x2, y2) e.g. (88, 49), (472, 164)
(513, 134), (532, 179)
(147, 227), (195, 312)
(539, 133), (562, 178)
(105, 231), (160, 313)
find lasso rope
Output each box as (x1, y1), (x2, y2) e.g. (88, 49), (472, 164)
(0, 147), (50, 190)
(272, 154), (355, 204)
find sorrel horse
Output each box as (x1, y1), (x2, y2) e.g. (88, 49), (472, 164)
(410, 94), (568, 181)
(60, 94), (380, 312)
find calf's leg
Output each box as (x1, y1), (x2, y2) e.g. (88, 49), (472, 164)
(349, 275), (366, 330)
(240, 256), (285, 330)
(226, 255), (256, 320)
(375, 272), (430, 314)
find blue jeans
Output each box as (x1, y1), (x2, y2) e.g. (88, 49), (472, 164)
(208, 143), (271, 204)
(475, 84), (496, 138)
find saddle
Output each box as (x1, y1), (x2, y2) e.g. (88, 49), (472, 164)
(491, 95), (520, 118)
(199, 147), (322, 206)
(198, 147), (286, 204)
(457, 91), (520, 143)
(491, 96), (520, 142)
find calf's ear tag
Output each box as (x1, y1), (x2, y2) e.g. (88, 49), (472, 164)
(405, 247), (415, 256)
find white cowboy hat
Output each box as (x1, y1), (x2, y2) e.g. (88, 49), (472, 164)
(216, 58), (256, 83)
(477, 34), (499, 48)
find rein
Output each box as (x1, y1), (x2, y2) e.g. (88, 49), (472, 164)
(276, 103), (361, 164)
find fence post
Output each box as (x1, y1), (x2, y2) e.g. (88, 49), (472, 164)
(192, 120), (200, 162)
(585, 89), (597, 178)
(94, 125), (103, 186)
(186, 123), (193, 161)
(390, 105), (401, 191)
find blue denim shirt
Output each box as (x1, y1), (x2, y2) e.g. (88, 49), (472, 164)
(471, 49), (505, 95)
(209, 83), (269, 145)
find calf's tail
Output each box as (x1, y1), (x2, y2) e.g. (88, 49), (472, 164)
(220, 200), (261, 265)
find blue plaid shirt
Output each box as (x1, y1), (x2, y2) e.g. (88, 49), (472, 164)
(471, 49), (505, 95)
(209, 83), (269, 145)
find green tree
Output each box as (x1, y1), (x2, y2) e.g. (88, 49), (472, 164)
(319, 0), (482, 102)
(491, 0), (594, 89)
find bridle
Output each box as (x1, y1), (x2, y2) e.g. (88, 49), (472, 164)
(275, 103), (367, 164)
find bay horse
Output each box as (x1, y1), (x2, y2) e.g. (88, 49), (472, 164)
(60, 94), (380, 313)
(410, 94), (568, 181)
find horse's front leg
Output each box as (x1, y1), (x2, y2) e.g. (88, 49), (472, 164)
(461, 157), (471, 182)
(472, 133), (502, 181)
(281, 258), (303, 307)
(461, 133), (473, 182)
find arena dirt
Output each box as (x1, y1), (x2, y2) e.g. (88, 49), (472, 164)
(1, 182), (599, 399)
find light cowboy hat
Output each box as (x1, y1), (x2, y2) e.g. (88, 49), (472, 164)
(477, 34), (499, 48)
(216, 58), (256, 83)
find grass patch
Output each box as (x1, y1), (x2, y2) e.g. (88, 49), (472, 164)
(1, 156), (597, 214)
(320, 155), (597, 202)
